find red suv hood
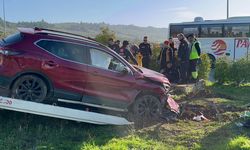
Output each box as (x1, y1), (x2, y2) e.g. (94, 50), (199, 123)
(135, 66), (170, 84)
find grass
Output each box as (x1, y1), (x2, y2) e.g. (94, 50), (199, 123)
(81, 135), (167, 150)
(136, 119), (249, 150)
(0, 111), (180, 150)
(0, 110), (129, 150)
(209, 83), (250, 107)
(227, 136), (250, 150)
(0, 83), (250, 150)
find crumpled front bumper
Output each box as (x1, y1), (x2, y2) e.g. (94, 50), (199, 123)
(166, 95), (180, 114)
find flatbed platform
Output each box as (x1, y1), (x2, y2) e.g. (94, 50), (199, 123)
(0, 96), (132, 125)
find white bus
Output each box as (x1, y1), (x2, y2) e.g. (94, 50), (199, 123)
(169, 16), (250, 64)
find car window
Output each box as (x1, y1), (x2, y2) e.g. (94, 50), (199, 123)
(36, 40), (85, 63)
(2, 32), (23, 45)
(89, 48), (126, 72)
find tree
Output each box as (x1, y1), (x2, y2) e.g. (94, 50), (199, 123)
(198, 54), (211, 80)
(0, 31), (4, 39)
(95, 27), (116, 45)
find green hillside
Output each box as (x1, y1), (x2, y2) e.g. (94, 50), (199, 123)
(0, 18), (168, 42)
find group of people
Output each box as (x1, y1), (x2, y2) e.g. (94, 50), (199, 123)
(108, 36), (153, 68)
(107, 33), (201, 84)
(158, 33), (201, 83)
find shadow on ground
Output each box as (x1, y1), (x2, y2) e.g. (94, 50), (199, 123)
(198, 119), (250, 150)
(0, 110), (131, 150)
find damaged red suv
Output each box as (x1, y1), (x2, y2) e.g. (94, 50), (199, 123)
(0, 28), (178, 119)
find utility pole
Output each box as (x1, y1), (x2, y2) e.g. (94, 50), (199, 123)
(227, 0), (229, 19)
(3, 0), (6, 36)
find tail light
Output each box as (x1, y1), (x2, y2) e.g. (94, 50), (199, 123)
(0, 47), (20, 66)
(0, 48), (20, 56)
(0, 47), (4, 65)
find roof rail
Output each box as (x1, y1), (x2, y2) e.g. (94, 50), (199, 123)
(33, 27), (109, 49)
(34, 27), (98, 43)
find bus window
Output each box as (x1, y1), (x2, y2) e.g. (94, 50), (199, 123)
(170, 25), (184, 38)
(170, 25), (198, 38)
(183, 26), (199, 37)
(224, 24), (250, 37)
(200, 25), (223, 37)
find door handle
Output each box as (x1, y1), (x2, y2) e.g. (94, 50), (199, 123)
(42, 60), (59, 69)
(91, 71), (99, 76)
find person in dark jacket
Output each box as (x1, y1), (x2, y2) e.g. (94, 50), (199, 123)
(169, 37), (178, 60)
(108, 38), (116, 51)
(169, 37), (180, 82)
(169, 37), (176, 51)
(177, 33), (190, 84)
(130, 44), (139, 56)
(113, 40), (121, 53)
(118, 40), (138, 65)
(139, 36), (152, 68)
(158, 41), (178, 82)
(158, 41), (173, 72)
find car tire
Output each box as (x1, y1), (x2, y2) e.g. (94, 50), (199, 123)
(133, 94), (162, 124)
(11, 75), (47, 103)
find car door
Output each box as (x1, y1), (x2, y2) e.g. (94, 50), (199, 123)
(84, 47), (137, 109)
(36, 40), (88, 101)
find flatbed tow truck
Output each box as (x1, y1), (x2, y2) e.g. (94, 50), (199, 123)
(0, 96), (132, 125)
(0, 27), (180, 126)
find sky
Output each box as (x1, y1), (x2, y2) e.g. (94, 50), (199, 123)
(1, 0), (250, 28)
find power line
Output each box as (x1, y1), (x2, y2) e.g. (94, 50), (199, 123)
(3, 0), (6, 36)
(227, 0), (229, 19)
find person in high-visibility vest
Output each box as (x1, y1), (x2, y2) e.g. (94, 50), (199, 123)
(187, 34), (201, 82)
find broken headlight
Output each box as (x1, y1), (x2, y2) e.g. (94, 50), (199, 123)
(162, 83), (171, 94)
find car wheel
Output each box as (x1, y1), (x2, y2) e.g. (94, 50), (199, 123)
(11, 75), (47, 103)
(133, 94), (162, 122)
